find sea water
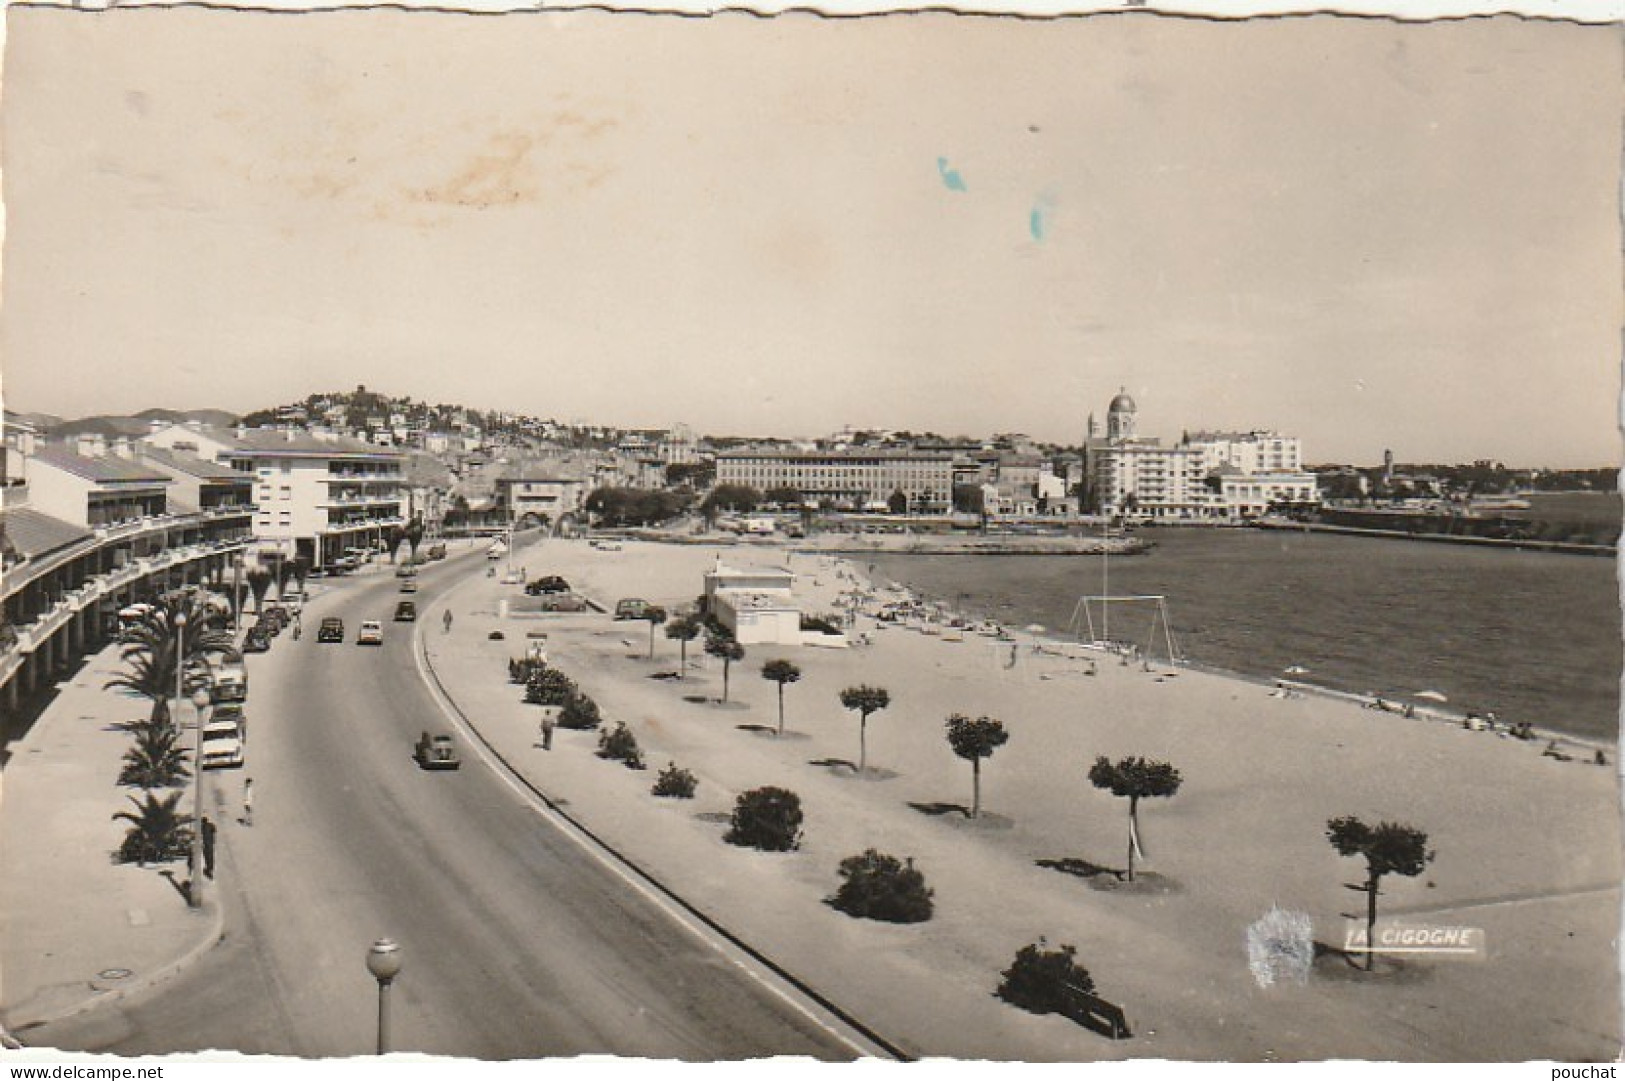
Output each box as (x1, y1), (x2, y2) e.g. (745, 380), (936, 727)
(868, 526), (1621, 742)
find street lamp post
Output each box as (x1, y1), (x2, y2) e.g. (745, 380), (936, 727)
(175, 611), (201, 909)
(366, 938), (403, 1055)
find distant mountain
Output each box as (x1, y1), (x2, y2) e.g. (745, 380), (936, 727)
(133, 407), (239, 430)
(4, 410), (63, 432)
(48, 408), (239, 439)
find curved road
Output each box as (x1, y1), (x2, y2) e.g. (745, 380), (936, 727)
(33, 548), (867, 1059)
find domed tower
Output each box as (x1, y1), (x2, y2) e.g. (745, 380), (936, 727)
(1106, 387), (1137, 442)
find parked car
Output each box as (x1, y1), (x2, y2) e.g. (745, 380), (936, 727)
(525, 575), (570, 595)
(399, 579), (418, 593)
(540, 593), (588, 613)
(241, 631), (271, 653)
(357, 621), (384, 646)
(201, 714), (245, 770)
(414, 731), (461, 770)
(210, 656), (248, 703)
(396, 564), (418, 578)
(395, 601), (418, 622)
(426, 543), (447, 561)
(317, 617), (345, 643)
(614, 598), (651, 620)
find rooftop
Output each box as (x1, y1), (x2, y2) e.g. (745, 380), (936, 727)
(139, 445), (248, 481)
(1, 506), (93, 559)
(30, 445), (170, 485)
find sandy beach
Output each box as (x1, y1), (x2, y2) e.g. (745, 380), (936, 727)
(423, 534), (1622, 1061)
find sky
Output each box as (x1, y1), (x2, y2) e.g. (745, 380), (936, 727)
(1, 10), (1620, 467)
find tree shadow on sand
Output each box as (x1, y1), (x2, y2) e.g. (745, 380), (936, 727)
(1311, 941), (1428, 984)
(908, 802), (1013, 830)
(735, 724), (810, 740)
(681, 694), (749, 710)
(808, 758), (898, 780)
(1037, 857), (1181, 895)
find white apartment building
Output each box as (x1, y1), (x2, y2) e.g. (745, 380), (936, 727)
(1084, 391), (1319, 520)
(715, 449), (954, 513)
(146, 423), (404, 568)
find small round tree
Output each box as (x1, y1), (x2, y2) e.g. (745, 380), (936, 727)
(664, 616), (702, 678)
(829, 849), (933, 923)
(641, 605), (668, 660)
(760, 659), (802, 737)
(705, 632), (746, 703)
(724, 786), (803, 851)
(596, 722), (647, 769)
(839, 685), (891, 774)
(1326, 816), (1434, 971)
(1087, 755), (1182, 881)
(945, 713), (1009, 818)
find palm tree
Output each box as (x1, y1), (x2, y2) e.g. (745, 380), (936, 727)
(118, 722), (192, 790)
(113, 790), (193, 865)
(665, 616), (701, 678)
(704, 632), (746, 703)
(761, 659), (802, 736)
(642, 606), (668, 660)
(839, 685), (891, 774)
(1088, 755), (1182, 882)
(945, 713), (1009, 818)
(1326, 816), (1434, 970)
(107, 590), (234, 726)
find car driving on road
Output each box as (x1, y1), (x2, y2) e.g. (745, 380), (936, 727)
(414, 731), (462, 770)
(317, 617), (345, 643)
(357, 621), (384, 646)
(395, 601), (417, 622)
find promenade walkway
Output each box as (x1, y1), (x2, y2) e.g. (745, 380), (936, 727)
(0, 642), (222, 1037)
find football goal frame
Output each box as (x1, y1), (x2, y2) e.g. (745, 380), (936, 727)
(1067, 594), (1181, 665)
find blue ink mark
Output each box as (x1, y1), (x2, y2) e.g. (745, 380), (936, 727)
(1030, 195), (1056, 241)
(937, 157), (967, 192)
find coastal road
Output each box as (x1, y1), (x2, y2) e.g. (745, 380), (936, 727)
(28, 549), (867, 1059)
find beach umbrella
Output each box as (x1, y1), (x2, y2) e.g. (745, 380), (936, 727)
(1415, 690), (1449, 703)
(1283, 665), (1310, 676)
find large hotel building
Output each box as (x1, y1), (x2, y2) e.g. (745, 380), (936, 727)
(714, 449), (954, 513)
(1084, 390), (1320, 520)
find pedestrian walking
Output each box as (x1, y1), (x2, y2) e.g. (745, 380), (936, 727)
(242, 778), (254, 827)
(443, 609), (454, 634)
(201, 816), (217, 878)
(539, 710), (556, 751)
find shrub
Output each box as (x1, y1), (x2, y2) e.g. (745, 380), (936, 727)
(525, 667), (576, 706)
(557, 691), (603, 731)
(596, 722), (647, 770)
(829, 849), (934, 923)
(996, 939), (1095, 1014)
(652, 762), (698, 798)
(724, 786), (803, 851)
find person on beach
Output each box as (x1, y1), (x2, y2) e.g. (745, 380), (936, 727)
(242, 778), (254, 827)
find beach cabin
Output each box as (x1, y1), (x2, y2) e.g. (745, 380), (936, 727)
(703, 559), (802, 645)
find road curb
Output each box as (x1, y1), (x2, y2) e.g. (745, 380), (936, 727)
(412, 547), (912, 1062)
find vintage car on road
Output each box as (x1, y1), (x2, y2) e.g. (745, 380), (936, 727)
(614, 598), (651, 620)
(414, 731), (461, 770)
(525, 575), (570, 596)
(399, 578), (418, 593)
(317, 617), (345, 643)
(357, 620), (385, 646)
(395, 601), (418, 622)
